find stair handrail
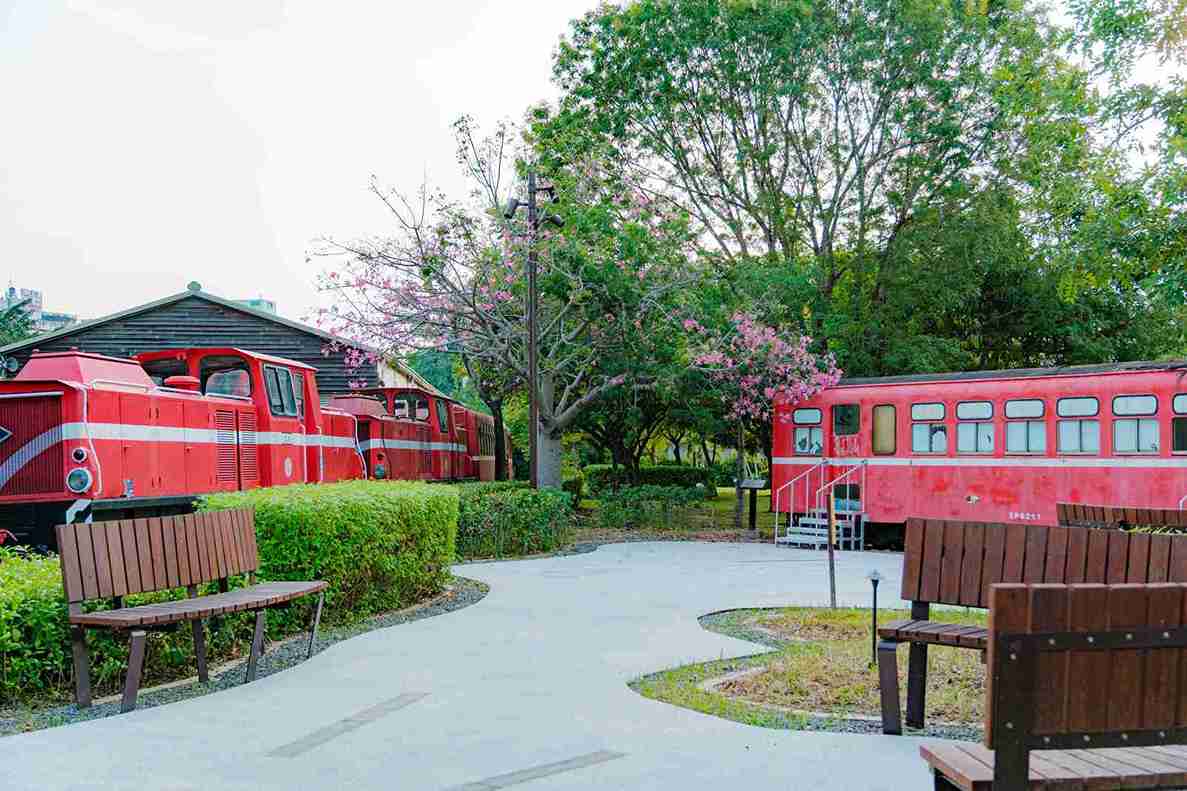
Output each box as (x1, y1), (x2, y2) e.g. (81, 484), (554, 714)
(813, 459), (868, 513)
(774, 457), (828, 540)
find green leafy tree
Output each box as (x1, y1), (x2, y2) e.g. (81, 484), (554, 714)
(0, 300), (34, 348)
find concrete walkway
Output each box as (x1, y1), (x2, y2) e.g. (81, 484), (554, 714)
(2, 542), (936, 790)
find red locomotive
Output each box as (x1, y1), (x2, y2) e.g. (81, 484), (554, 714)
(329, 388), (512, 484)
(0, 347), (511, 547)
(771, 361), (1187, 534)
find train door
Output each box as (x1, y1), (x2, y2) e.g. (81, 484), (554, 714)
(431, 398), (452, 480)
(261, 363), (305, 486)
(183, 401), (214, 490)
(156, 399), (185, 493)
(119, 393), (160, 497)
(451, 405), (470, 479)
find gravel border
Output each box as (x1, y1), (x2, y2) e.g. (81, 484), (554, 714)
(630, 608), (982, 742)
(0, 576), (489, 737)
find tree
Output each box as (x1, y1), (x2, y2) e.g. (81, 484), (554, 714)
(315, 117), (700, 487)
(554, 0), (1070, 335)
(689, 312), (841, 528)
(0, 300), (34, 348)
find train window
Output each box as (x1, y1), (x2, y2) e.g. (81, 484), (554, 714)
(1176, 394), (1187, 415)
(415, 397), (429, 421)
(957, 423), (994, 453)
(793, 408), (822, 425)
(912, 423), (947, 453)
(263, 367), (286, 414)
(1114, 418), (1159, 454)
(1057, 397), (1099, 418)
(200, 355), (252, 397)
(391, 397), (410, 419)
(1006, 420), (1046, 453)
(911, 403), (945, 421)
(833, 404), (859, 436)
(263, 365), (299, 417)
(957, 401), (993, 421)
(1175, 417), (1187, 453)
(142, 358), (187, 385)
(872, 405), (896, 455)
(1058, 419), (1100, 454)
(435, 400), (449, 433)
(794, 426), (824, 455)
(292, 371), (305, 417)
(1005, 399), (1044, 419)
(1113, 395), (1157, 416)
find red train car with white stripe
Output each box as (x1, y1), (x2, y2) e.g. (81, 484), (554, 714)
(0, 347), (365, 546)
(331, 387), (511, 483)
(771, 361), (1187, 531)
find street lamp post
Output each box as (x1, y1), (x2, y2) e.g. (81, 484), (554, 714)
(867, 569), (882, 667)
(505, 171), (562, 489)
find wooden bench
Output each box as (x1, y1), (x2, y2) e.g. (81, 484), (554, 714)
(55, 509), (327, 713)
(924, 582), (1187, 790)
(1057, 502), (1187, 530)
(878, 518), (1187, 735)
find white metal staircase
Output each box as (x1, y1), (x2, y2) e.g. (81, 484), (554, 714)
(774, 436), (867, 551)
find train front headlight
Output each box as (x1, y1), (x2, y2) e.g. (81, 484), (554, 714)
(66, 468), (93, 494)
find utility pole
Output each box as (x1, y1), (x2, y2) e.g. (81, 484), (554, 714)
(527, 170), (539, 489)
(505, 170), (562, 490)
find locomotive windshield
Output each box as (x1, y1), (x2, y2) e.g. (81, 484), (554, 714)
(392, 394), (430, 421)
(200, 355), (252, 398)
(141, 357), (187, 385)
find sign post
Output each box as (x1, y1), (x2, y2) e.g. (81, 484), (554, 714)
(827, 488), (837, 609)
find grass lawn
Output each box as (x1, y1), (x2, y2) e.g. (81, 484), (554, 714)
(574, 486), (779, 541)
(631, 606), (987, 733)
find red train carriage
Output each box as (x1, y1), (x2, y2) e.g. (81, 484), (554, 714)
(771, 361), (1187, 531)
(333, 387), (511, 483)
(0, 347), (365, 546)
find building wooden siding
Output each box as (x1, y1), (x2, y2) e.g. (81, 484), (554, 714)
(8, 295), (377, 394)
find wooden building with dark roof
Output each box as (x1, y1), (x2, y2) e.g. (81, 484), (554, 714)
(0, 282), (432, 395)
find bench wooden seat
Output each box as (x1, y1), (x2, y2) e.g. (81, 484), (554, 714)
(922, 742), (1187, 790)
(55, 509), (327, 713)
(879, 620), (988, 649)
(879, 518), (1187, 736)
(923, 582), (1187, 790)
(68, 581), (327, 628)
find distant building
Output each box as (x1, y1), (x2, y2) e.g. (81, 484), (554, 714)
(3, 285), (79, 333)
(0, 282), (436, 395)
(236, 296), (276, 314)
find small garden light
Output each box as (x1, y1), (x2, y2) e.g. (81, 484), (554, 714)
(867, 569), (882, 667)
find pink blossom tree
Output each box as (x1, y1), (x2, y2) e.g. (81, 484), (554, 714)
(689, 312), (842, 528)
(313, 116), (699, 487)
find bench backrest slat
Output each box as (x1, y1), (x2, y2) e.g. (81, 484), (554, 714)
(55, 509), (258, 604)
(987, 583), (1187, 751)
(901, 518), (1187, 609)
(1057, 502), (1187, 530)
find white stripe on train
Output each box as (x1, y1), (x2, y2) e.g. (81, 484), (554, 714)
(0, 421), (467, 490)
(773, 455), (1187, 469)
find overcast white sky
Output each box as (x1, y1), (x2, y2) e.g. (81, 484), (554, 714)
(0, 1), (1171, 327)
(0, 0), (598, 323)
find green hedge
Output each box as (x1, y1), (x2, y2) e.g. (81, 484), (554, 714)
(0, 480), (457, 704)
(455, 482), (574, 559)
(595, 485), (711, 530)
(201, 480), (458, 630)
(585, 464), (713, 495)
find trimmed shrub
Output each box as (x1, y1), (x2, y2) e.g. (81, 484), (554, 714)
(596, 485), (711, 531)
(585, 464), (713, 495)
(0, 481), (458, 704)
(201, 480), (458, 629)
(455, 482), (574, 559)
